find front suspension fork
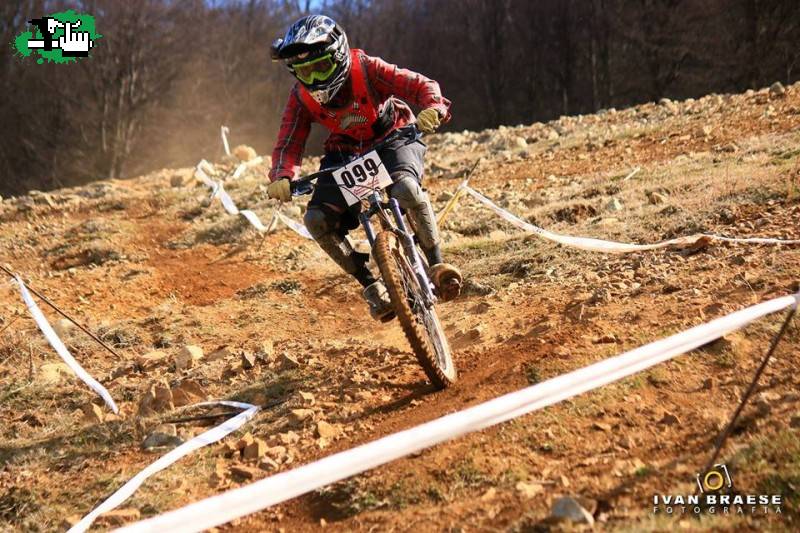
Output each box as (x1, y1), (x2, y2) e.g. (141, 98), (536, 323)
(358, 195), (437, 307)
(388, 198), (436, 306)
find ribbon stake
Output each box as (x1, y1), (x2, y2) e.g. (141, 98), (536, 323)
(15, 276), (118, 413)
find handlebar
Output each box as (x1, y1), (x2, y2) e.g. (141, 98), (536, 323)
(290, 125), (422, 196)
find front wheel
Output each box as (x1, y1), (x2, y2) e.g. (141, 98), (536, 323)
(373, 231), (457, 389)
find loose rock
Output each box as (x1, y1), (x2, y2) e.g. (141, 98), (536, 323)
(259, 456), (280, 471)
(512, 136), (528, 150)
(258, 340), (275, 361)
(142, 424), (183, 450)
(236, 432), (255, 450)
(659, 412), (681, 425)
(137, 350), (169, 370)
(138, 380), (175, 416)
(605, 198), (623, 212)
(175, 345), (204, 370)
(81, 403), (105, 424)
(233, 144), (258, 162)
(551, 496), (595, 525)
(96, 508), (141, 526)
(289, 409), (315, 426)
(769, 81), (786, 97)
(658, 98), (678, 114)
(298, 391), (315, 405)
(240, 350), (257, 370)
(618, 435), (634, 450)
(153, 383), (175, 412)
(593, 334), (618, 344)
(171, 379), (207, 407)
(207, 346), (234, 362)
(515, 481), (543, 498)
(316, 420), (340, 439)
(279, 431), (300, 445)
(243, 438), (268, 461)
(229, 465), (259, 481)
(266, 445), (288, 461)
(481, 487), (497, 501)
(592, 421), (611, 432)
(53, 318), (74, 337)
(281, 353), (300, 370)
(39, 362), (74, 384)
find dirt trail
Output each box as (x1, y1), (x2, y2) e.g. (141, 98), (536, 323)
(1, 83), (799, 532)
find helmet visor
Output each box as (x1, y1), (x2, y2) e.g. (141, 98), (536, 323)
(289, 53), (337, 85)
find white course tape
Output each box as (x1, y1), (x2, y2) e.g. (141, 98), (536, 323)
(220, 126), (231, 157)
(239, 210), (269, 233)
(211, 181), (269, 232)
(463, 186), (800, 252)
(71, 401), (259, 533)
(231, 163), (245, 180)
(195, 159), (312, 239)
(275, 211), (313, 240)
(193, 160), (216, 188)
(711, 235), (800, 245)
(231, 156), (264, 180)
(16, 276), (119, 414)
(118, 292), (799, 533)
(622, 166), (641, 181)
(199, 160), (215, 175)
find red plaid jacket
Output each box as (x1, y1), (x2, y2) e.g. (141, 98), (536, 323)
(269, 51), (451, 181)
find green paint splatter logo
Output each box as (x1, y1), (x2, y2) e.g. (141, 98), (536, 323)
(13, 10), (100, 64)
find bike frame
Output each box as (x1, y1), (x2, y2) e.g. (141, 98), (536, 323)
(359, 192), (437, 309)
(290, 125), (437, 309)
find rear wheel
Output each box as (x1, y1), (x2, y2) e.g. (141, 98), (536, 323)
(373, 231), (456, 388)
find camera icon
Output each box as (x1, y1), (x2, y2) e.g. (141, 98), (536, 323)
(696, 463), (732, 493)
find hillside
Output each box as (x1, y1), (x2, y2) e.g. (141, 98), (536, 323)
(1, 82), (799, 532)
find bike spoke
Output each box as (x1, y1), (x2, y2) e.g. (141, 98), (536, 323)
(374, 230), (455, 388)
(393, 247), (452, 373)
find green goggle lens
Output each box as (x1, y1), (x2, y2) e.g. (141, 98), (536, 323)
(290, 54), (337, 84)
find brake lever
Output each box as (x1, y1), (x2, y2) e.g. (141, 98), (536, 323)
(291, 180), (315, 197)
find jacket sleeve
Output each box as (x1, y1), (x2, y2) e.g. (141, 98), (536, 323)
(269, 86), (313, 182)
(363, 54), (452, 123)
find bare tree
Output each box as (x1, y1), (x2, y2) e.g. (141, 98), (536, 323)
(1, 0), (799, 197)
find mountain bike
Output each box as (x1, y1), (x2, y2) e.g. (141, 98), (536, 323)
(290, 126), (457, 389)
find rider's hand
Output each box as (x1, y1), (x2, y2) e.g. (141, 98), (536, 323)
(267, 178), (292, 202)
(416, 108), (441, 134)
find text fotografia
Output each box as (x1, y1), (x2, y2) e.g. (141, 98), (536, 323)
(652, 494), (783, 515)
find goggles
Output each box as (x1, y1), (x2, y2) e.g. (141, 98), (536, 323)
(289, 53), (337, 85)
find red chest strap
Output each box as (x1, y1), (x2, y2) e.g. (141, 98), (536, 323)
(297, 49), (380, 140)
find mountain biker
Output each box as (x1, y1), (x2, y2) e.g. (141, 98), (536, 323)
(267, 15), (462, 321)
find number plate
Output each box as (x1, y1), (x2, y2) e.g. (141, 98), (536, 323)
(332, 151), (392, 206)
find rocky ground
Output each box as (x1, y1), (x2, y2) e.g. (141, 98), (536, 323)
(1, 81), (799, 532)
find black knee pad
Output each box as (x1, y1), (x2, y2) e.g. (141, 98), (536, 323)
(303, 206), (333, 239)
(390, 175), (426, 209)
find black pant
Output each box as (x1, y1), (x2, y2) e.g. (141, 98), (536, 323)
(308, 127), (427, 221)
